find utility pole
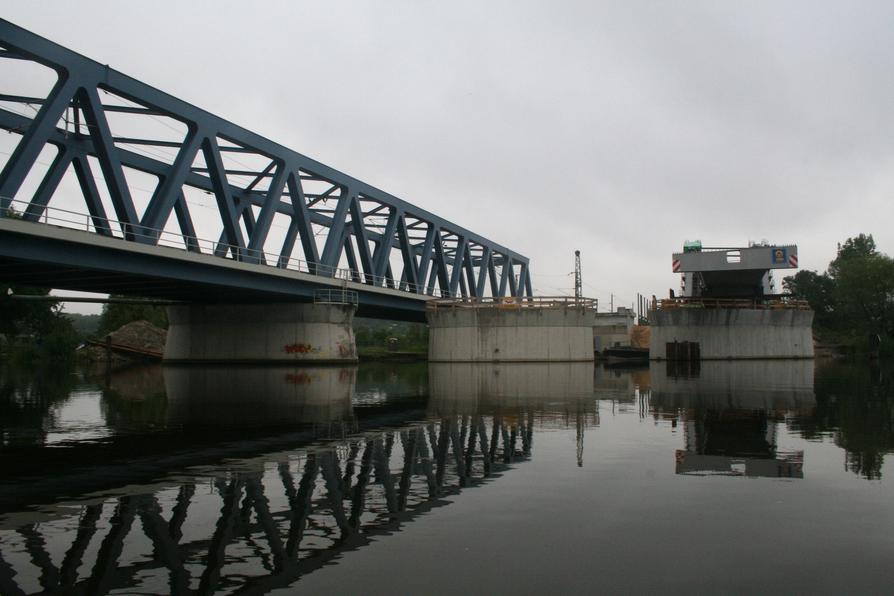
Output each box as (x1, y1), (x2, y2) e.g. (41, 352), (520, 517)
(574, 250), (582, 299)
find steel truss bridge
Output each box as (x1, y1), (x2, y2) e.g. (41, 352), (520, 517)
(0, 20), (532, 320)
(0, 413), (543, 595)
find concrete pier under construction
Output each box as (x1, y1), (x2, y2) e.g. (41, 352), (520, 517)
(426, 297), (597, 362)
(650, 307), (814, 360)
(651, 242), (815, 360)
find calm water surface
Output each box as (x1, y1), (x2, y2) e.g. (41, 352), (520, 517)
(0, 359), (892, 594)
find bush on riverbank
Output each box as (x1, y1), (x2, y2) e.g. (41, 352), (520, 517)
(0, 284), (80, 364)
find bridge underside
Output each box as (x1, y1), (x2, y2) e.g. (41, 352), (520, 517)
(0, 219), (429, 321)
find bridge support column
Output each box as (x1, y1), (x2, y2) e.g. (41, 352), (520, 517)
(427, 302), (595, 362)
(648, 308), (814, 360)
(164, 303), (357, 363)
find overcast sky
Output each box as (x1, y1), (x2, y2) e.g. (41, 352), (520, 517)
(5, 0), (893, 312)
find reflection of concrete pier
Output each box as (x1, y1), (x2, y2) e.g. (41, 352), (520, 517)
(593, 365), (639, 402)
(164, 365), (356, 426)
(429, 363), (598, 465)
(1, 366), (367, 511)
(650, 360), (813, 478)
(428, 362), (595, 415)
(650, 360), (815, 412)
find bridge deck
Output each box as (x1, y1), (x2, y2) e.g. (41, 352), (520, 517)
(0, 216), (431, 320)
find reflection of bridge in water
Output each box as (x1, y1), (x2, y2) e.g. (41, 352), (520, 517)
(0, 419), (532, 594)
(0, 363), (598, 595)
(2, 359), (833, 593)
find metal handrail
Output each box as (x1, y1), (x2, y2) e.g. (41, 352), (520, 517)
(427, 295), (597, 310)
(658, 297), (811, 310)
(2, 197), (457, 297)
(314, 289), (359, 305)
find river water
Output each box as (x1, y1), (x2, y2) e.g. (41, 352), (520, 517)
(0, 359), (892, 594)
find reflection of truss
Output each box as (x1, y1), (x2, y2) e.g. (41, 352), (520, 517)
(0, 415), (533, 594)
(0, 21), (531, 299)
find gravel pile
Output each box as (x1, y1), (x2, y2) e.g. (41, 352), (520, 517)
(106, 320), (167, 353)
(79, 320), (167, 362)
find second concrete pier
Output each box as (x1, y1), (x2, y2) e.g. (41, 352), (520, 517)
(426, 297), (597, 362)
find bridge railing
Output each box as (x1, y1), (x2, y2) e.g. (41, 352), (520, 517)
(426, 295), (598, 310)
(657, 297), (812, 310)
(3, 197), (451, 298)
(314, 288), (359, 306)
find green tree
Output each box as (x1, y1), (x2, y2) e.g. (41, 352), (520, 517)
(782, 270), (836, 329)
(833, 252), (894, 339)
(0, 205), (79, 360)
(784, 234), (894, 344)
(97, 296), (168, 335)
(0, 284), (59, 339)
(0, 284), (79, 362)
(833, 233), (877, 266)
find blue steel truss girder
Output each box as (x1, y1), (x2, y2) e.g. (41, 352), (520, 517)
(0, 100), (520, 278)
(0, 218), (430, 321)
(0, 20), (532, 300)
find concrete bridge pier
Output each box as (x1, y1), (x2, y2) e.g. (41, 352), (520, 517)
(648, 307), (814, 360)
(164, 303), (357, 363)
(426, 297), (597, 362)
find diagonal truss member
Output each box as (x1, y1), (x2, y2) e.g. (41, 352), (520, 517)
(0, 19), (532, 298)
